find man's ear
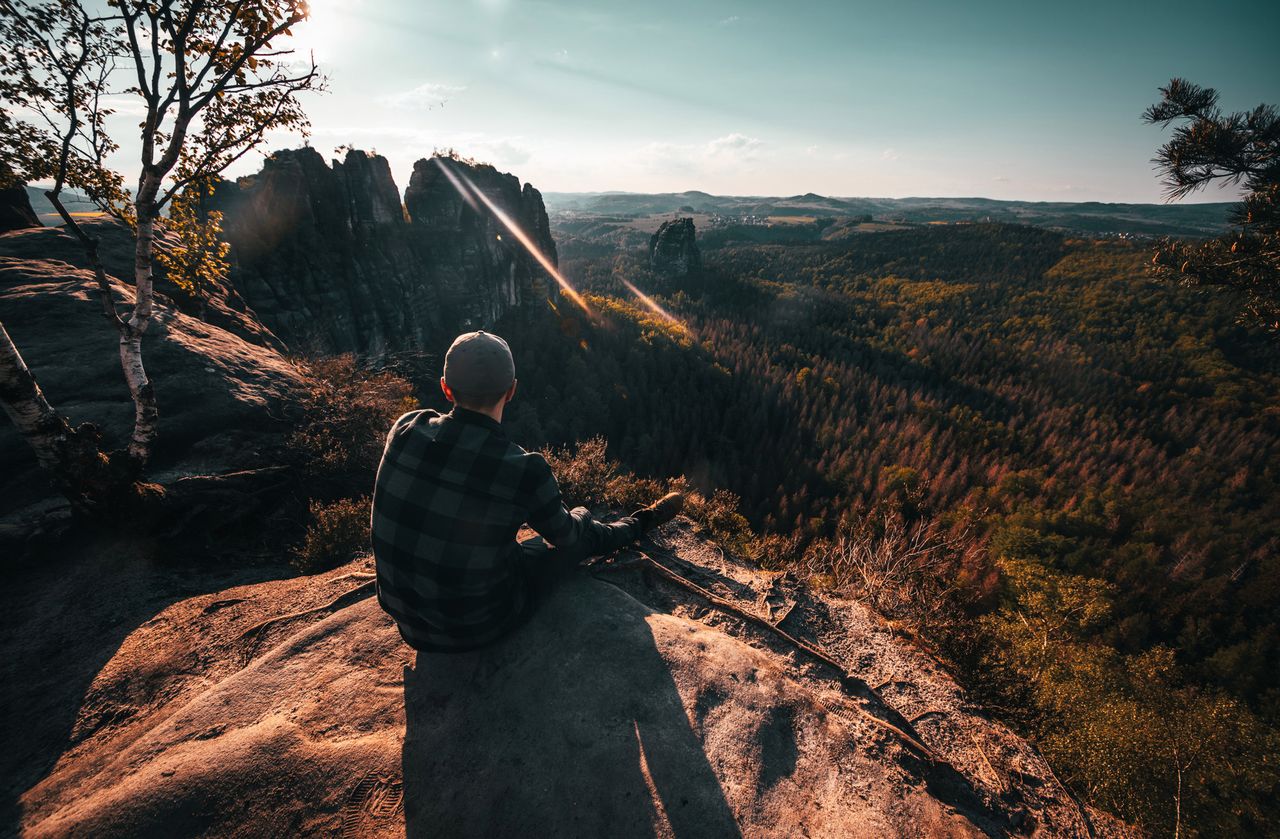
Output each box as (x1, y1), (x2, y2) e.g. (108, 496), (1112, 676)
(504, 379), (518, 404)
(440, 377), (456, 403)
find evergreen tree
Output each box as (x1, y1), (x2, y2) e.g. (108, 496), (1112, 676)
(1144, 79), (1280, 333)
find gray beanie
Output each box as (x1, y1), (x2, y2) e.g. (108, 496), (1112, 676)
(443, 331), (515, 399)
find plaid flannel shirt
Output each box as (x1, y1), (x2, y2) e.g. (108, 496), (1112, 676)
(371, 407), (638, 651)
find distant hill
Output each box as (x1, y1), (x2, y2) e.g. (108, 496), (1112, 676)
(543, 190), (1234, 237)
(25, 185), (97, 225)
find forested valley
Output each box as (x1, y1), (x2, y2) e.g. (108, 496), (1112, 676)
(459, 221), (1280, 835)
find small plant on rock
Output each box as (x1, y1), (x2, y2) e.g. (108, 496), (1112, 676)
(292, 496), (370, 574)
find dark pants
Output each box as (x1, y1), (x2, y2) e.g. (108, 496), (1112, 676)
(518, 507), (629, 589)
(513, 506), (638, 624)
(517, 535), (584, 585)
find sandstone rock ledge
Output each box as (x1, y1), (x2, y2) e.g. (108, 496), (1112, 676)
(0, 223), (303, 530)
(8, 520), (1132, 838)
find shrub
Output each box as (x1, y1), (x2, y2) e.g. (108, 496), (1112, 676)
(543, 436), (671, 513)
(747, 531), (805, 571)
(290, 355), (418, 494)
(543, 437), (615, 509)
(291, 496), (370, 574)
(799, 511), (990, 639)
(684, 487), (753, 555)
(541, 437), (756, 553)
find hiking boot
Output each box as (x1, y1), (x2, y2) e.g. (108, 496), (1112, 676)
(632, 491), (686, 533)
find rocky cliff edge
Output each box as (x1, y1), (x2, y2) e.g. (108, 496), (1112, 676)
(8, 519), (1132, 838)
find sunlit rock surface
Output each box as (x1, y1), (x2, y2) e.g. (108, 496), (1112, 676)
(8, 521), (1132, 838)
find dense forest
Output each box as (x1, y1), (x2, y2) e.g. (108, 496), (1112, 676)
(448, 222), (1280, 835)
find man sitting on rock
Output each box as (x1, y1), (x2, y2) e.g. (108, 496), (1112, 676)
(372, 330), (684, 652)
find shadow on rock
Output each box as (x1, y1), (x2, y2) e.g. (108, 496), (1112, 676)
(0, 535), (288, 837)
(402, 576), (742, 838)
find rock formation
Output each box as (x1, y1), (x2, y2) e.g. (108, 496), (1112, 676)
(206, 148), (559, 357)
(404, 156), (559, 332)
(648, 217), (701, 276)
(6, 520), (1132, 837)
(0, 221), (302, 532)
(0, 164), (41, 233)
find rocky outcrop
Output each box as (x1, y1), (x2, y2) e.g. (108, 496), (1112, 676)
(7, 520), (1132, 837)
(0, 164), (41, 233)
(0, 222), (303, 520)
(648, 217), (701, 276)
(403, 157), (559, 333)
(206, 148), (559, 357)
(204, 147), (421, 356)
(336, 149), (405, 227)
(0, 219), (281, 351)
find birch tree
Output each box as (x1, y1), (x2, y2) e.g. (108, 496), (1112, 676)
(0, 0), (322, 513)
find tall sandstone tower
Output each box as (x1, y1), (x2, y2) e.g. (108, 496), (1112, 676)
(206, 149), (559, 357)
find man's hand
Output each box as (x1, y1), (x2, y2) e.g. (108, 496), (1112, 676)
(632, 491), (686, 534)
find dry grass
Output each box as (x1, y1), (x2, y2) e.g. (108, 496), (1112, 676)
(543, 437), (754, 552)
(800, 514), (987, 633)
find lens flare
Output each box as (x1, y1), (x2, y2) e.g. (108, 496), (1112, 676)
(620, 278), (687, 331)
(433, 157), (589, 313)
(433, 159), (480, 213)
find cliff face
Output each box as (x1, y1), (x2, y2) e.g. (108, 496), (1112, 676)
(208, 149), (559, 357)
(404, 157), (559, 332)
(649, 216), (701, 276)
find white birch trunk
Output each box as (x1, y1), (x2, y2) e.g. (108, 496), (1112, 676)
(0, 320), (73, 476)
(125, 179), (160, 465)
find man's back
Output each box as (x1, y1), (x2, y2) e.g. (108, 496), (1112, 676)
(371, 330), (679, 652)
(372, 407), (561, 651)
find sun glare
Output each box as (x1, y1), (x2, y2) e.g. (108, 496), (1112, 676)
(288, 0), (344, 60)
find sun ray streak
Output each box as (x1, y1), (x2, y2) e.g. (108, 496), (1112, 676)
(433, 157), (590, 313)
(432, 158), (480, 213)
(620, 278), (688, 331)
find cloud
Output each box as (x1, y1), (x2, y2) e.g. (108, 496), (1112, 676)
(706, 133), (764, 160)
(377, 82), (465, 110)
(634, 133), (767, 176)
(992, 175), (1010, 182)
(102, 94), (151, 118)
(881, 148), (900, 161)
(718, 15), (740, 26)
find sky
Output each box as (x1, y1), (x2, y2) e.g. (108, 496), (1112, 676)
(128, 0), (1280, 201)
